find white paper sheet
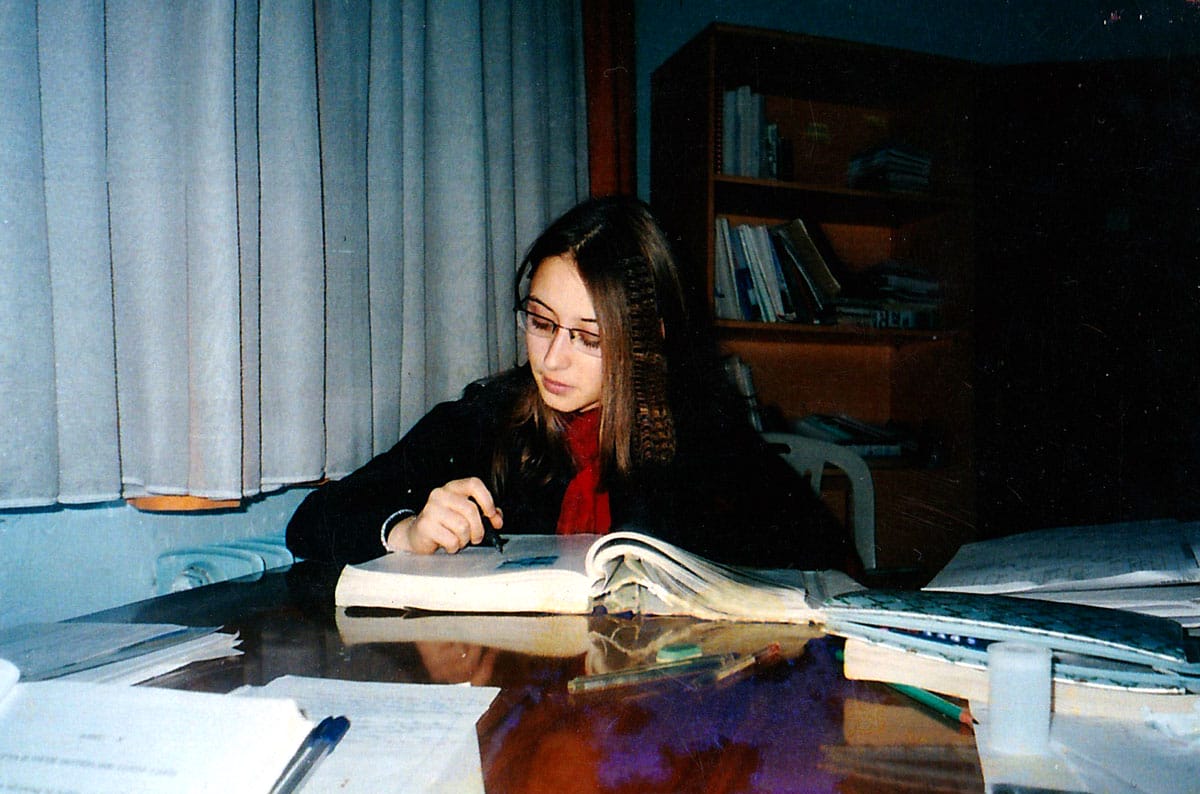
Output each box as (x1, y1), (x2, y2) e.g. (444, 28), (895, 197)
(0, 677), (313, 793)
(236, 675), (500, 793)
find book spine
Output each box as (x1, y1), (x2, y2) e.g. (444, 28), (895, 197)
(712, 218), (740, 320)
(769, 227), (831, 320)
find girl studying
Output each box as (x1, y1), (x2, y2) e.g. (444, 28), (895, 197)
(287, 196), (851, 572)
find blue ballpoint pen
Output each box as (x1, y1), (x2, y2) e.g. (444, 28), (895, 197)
(270, 715), (350, 794)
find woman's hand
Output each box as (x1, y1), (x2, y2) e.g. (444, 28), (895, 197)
(385, 477), (503, 554)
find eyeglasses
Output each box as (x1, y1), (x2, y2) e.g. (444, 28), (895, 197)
(515, 307), (603, 357)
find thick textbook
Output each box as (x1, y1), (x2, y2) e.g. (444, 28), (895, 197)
(841, 637), (1200, 719)
(334, 531), (862, 623)
(823, 588), (1200, 676)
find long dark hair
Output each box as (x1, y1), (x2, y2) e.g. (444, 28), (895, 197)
(497, 196), (705, 491)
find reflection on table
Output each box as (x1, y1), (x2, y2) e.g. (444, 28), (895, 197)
(80, 561), (983, 793)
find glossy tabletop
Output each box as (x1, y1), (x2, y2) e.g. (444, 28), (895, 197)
(80, 562), (983, 793)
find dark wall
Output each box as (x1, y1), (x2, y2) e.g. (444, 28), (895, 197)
(973, 57), (1200, 535)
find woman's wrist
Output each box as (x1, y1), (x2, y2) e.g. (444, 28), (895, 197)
(380, 509), (417, 553)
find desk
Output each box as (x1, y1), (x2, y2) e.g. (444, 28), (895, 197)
(80, 562), (983, 793)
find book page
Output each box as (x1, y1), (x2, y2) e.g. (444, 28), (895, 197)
(925, 520), (1200, 594)
(237, 675), (499, 793)
(0, 678), (313, 793)
(585, 531), (861, 623)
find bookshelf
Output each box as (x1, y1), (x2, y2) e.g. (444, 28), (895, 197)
(650, 24), (977, 575)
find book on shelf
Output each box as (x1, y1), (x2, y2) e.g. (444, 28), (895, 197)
(834, 296), (942, 330)
(735, 222), (798, 321)
(334, 531), (863, 624)
(712, 217), (742, 320)
(847, 145), (932, 193)
(833, 260), (944, 330)
(0, 657), (331, 793)
(765, 226), (829, 324)
(857, 260), (941, 300)
(732, 223), (779, 321)
(790, 413), (915, 458)
(770, 218), (842, 314)
(721, 218), (765, 321)
(924, 519), (1200, 627)
(715, 216), (846, 325)
(721, 85), (774, 178)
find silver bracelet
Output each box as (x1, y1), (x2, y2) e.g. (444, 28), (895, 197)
(380, 508), (417, 552)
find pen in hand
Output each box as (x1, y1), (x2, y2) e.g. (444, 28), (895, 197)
(470, 497), (507, 553)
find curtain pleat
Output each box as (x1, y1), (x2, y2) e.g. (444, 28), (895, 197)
(366, 0), (406, 453)
(1, 3), (59, 507)
(37, 1), (121, 504)
(0, 0), (588, 507)
(315, 0), (374, 479)
(258, 0), (327, 488)
(183, 2), (243, 497)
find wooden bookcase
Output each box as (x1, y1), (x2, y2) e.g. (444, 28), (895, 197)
(650, 24), (977, 576)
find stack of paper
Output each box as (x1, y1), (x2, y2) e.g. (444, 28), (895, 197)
(925, 519), (1200, 627)
(0, 621), (241, 684)
(0, 659), (316, 793)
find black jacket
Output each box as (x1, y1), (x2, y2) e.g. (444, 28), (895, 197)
(286, 367), (849, 570)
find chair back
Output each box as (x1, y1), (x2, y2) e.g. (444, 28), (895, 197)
(762, 431), (877, 571)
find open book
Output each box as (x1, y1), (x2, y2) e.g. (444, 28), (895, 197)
(334, 531), (862, 623)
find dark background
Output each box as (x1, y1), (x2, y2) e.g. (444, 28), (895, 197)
(973, 58), (1200, 536)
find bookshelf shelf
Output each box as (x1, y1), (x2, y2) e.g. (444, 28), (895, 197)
(716, 320), (961, 347)
(713, 176), (961, 227)
(651, 24), (978, 572)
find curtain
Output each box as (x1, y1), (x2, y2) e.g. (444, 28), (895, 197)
(0, 0), (588, 508)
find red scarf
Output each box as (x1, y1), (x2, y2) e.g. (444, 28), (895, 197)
(555, 410), (611, 535)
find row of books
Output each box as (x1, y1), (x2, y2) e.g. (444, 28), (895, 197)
(714, 216), (841, 324)
(720, 85), (787, 180)
(721, 86), (933, 195)
(714, 216), (943, 330)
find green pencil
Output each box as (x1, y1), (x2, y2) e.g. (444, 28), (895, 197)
(888, 682), (975, 726)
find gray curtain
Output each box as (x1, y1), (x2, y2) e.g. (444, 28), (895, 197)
(0, 0), (587, 507)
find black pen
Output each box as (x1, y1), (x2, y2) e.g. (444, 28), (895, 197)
(471, 497), (507, 553)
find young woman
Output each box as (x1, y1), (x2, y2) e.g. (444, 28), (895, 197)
(286, 196), (851, 571)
